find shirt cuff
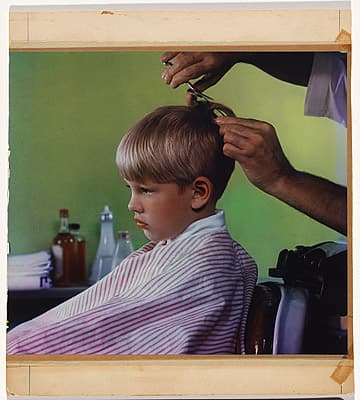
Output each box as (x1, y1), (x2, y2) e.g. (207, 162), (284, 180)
(304, 53), (347, 127)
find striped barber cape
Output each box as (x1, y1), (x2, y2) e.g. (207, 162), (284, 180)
(7, 210), (257, 355)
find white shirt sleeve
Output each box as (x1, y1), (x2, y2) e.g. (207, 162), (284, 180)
(304, 53), (347, 127)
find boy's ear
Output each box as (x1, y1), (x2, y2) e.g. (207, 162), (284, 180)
(191, 176), (213, 210)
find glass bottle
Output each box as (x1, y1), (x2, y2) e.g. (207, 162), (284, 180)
(111, 230), (134, 271)
(89, 205), (115, 285)
(69, 223), (87, 285)
(52, 209), (75, 286)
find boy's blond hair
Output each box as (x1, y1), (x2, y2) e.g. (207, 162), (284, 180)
(116, 102), (235, 201)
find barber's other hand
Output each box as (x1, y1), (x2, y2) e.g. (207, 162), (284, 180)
(161, 52), (239, 103)
(216, 116), (295, 195)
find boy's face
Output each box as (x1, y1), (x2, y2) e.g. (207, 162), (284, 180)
(125, 178), (196, 242)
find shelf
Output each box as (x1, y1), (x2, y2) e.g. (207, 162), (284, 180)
(8, 286), (89, 299)
(7, 285), (89, 330)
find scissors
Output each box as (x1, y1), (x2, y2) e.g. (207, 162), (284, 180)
(162, 60), (214, 102)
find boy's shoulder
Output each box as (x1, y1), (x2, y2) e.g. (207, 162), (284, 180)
(185, 229), (249, 258)
(199, 229), (243, 248)
(190, 228), (233, 247)
(184, 230), (257, 276)
(204, 230), (257, 267)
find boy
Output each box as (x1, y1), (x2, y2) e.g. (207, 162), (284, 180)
(7, 102), (257, 354)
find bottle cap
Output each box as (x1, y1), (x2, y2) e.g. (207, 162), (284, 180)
(59, 209), (69, 216)
(100, 205), (113, 222)
(117, 230), (130, 239)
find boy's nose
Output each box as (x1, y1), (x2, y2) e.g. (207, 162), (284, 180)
(128, 195), (143, 213)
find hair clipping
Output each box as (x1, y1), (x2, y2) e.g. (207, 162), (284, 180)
(163, 60), (214, 102)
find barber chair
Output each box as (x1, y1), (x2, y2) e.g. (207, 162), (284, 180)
(245, 241), (347, 355)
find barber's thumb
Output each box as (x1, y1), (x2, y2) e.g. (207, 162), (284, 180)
(186, 92), (197, 105)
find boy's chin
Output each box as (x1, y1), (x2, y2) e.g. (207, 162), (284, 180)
(144, 231), (170, 243)
(143, 231), (160, 242)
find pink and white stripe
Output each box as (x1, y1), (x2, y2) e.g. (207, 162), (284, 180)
(7, 228), (257, 354)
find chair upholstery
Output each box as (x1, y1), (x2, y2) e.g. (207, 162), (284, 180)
(244, 282), (309, 354)
(245, 282), (282, 354)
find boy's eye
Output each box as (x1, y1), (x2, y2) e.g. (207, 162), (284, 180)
(124, 181), (154, 194)
(140, 187), (152, 194)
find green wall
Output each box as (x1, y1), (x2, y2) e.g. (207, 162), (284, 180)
(8, 52), (346, 277)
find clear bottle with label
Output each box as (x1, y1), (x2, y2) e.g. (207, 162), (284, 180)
(89, 205), (116, 285)
(111, 230), (134, 271)
(69, 223), (87, 285)
(52, 209), (75, 286)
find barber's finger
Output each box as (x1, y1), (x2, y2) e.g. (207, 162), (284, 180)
(161, 52), (185, 85)
(185, 92), (197, 105)
(169, 52), (203, 71)
(160, 52), (180, 63)
(216, 116), (271, 130)
(222, 142), (250, 160)
(162, 53), (206, 86)
(218, 123), (255, 140)
(222, 128), (255, 149)
(162, 64), (194, 87)
(220, 124), (264, 156)
(165, 59), (206, 88)
(189, 72), (225, 93)
(223, 139), (263, 166)
(224, 131), (259, 156)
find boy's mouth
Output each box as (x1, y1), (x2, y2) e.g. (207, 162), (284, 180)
(134, 217), (147, 229)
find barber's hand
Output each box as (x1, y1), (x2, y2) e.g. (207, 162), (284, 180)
(161, 52), (239, 104)
(216, 116), (295, 195)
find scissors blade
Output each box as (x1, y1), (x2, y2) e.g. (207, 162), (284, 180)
(163, 61), (213, 101)
(186, 82), (213, 101)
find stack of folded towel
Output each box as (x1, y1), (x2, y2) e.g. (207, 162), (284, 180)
(7, 250), (53, 290)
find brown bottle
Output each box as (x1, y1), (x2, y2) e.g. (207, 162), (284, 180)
(52, 209), (75, 286)
(69, 223), (87, 285)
